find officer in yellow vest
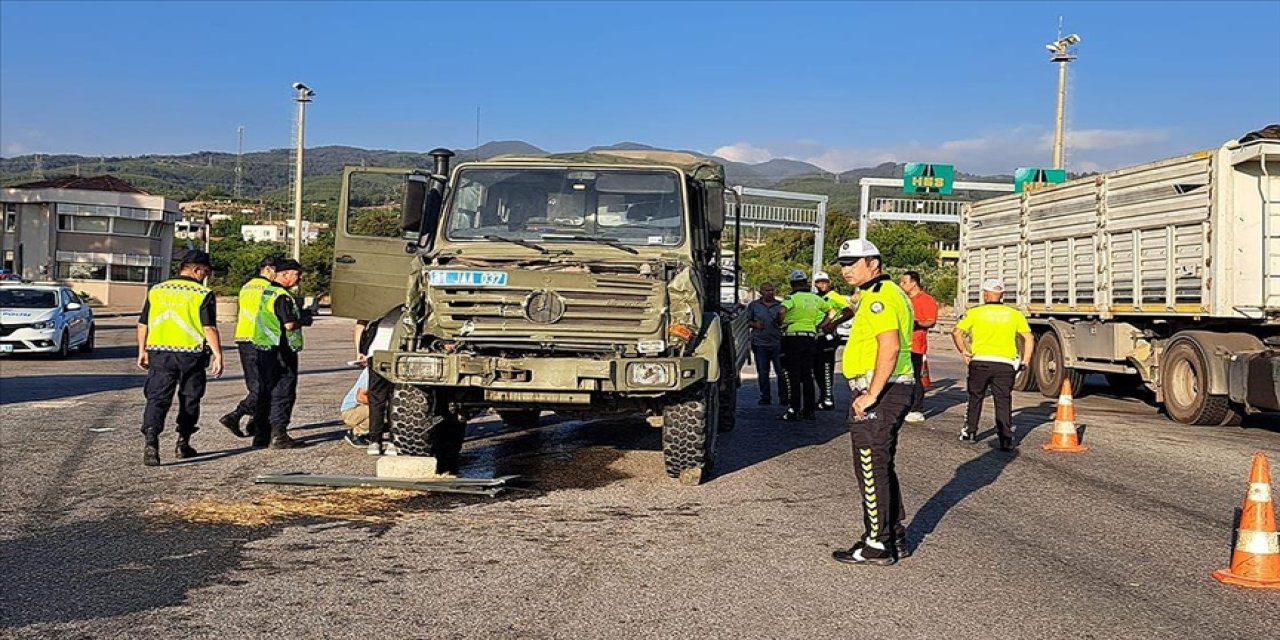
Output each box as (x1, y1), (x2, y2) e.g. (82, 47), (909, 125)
(249, 259), (310, 449)
(951, 278), (1034, 451)
(219, 255), (278, 437)
(830, 239), (916, 566)
(135, 250), (224, 467)
(776, 270), (836, 421)
(813, 271), (854, 411)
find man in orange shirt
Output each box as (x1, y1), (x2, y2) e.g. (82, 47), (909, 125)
(899, 271), (938, 423)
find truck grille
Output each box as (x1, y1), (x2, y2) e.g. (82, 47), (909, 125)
(432, 276), (665, 348)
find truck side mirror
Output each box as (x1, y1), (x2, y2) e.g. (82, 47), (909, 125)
(401, 177), (428, 238)
(703, 182), (726, 234)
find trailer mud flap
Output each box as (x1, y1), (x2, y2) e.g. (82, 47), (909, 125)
(1227, 351), (1280, 413)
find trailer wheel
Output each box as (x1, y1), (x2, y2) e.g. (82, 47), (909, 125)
(391, 384), (466, 474)
(1160, 341), (1241, 426)
(662, 382), (720, 486)
(1013, 348), (1039, 392)
(1034, 331), (1084, 398)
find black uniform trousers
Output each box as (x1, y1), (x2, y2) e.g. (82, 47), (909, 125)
(848, 382), (913, 545)
(781, 335), (817, 415)
(814, 334), (840, 405)
(251, 347), (299, 444)
(964, 361), (1015, 440)
(141, 350), (209, 441)
(230, 341), (260, 419)
(366, 369), (394, 442)
(910, 353), (926, 413)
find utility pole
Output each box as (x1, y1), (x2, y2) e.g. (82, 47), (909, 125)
(234, 126), (245, 200)
(1046, 21), (1081, 170)
(290, 83), (314, 261)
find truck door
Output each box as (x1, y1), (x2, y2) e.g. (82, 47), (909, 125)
(332, 167), (426, 320)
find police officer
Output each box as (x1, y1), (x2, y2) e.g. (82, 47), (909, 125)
(830, 239), (915, 565)
(136, 250), (224, 467)
(249, 259), (310, 449)
(219, 255), (278, 437)
(951, 278), (1034, 451)
(813, 271), (853, 411)
(776, 270), (835, 421)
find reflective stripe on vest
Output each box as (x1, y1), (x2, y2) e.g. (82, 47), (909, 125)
(146, 279), (210, 352)
(234, 277), (271, 341)
(253, 284), (303, 351)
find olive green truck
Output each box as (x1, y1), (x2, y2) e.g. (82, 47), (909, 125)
(330, 149), (748, 484)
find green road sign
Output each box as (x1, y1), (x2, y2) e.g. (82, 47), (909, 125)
(903, 163), (954, 195)
(1014, 167), (1067, 193)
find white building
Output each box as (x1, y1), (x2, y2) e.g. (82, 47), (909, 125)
(241, 219), (322, 245)
(1, 176), (179, 308)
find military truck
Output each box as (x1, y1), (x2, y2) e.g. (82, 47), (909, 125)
(959, 136), (1280, 424)
(331, 149), (748, 485)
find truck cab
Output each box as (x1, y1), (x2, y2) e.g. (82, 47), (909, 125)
(332, 150), (746, 485)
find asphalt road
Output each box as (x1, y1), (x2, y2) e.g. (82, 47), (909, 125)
(1, 317), (1277, 639)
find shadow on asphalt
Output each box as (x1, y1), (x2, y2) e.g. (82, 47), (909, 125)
(0, 515), (269, 628)
(0, 373), (146, 404)
(906, 446), (1020, 554)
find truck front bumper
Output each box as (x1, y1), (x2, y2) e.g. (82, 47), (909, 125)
(373, 351), (708, 404)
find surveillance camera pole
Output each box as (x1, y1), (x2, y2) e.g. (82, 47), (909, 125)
(1048, 30), (1079, 170)
(291, 83), (314, 261)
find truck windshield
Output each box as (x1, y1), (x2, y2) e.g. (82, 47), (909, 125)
(445, 168), (684, 247)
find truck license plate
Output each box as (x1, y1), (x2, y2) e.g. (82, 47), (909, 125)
(428, 270), (508, 287)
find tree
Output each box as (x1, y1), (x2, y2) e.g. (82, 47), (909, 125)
(211, 213), (252, 239)
(867, 222), (939, 269)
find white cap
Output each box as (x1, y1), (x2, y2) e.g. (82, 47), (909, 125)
(789, 269), (808, 282)
(836, 238), (881, 264)
(813, 271), (831, 282)
(981, 278), (1006, 292)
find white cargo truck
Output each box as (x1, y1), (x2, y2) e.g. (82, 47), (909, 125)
(959, 136), (1279, 424)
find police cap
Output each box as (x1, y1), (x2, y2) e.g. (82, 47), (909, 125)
(179, 249), (212, 268)
(275, 258), (304, 273)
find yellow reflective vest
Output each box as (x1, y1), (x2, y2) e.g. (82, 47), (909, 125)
(252, 283), (304, 351)
(145, 279), (211, 352)
(234, 276), (272, 342)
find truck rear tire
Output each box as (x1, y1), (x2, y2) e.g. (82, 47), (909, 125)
(391, 384), (466, 473)
(1013, 357), (1039, 392)
(662, 382), (720, 486)
(1035, 331), (1084, 398)
(496, 409), (541, 429)
(1160, 341), (1242, 426)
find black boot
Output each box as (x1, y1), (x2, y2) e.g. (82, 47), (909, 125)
(269, 427), (306, 449)
(175, 436), (198, 459)
(143, 440), (160, 467)
(219, 412), (247, 438)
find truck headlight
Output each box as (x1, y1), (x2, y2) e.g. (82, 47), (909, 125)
(398, 355), (444, 380)
(31, 321), (54, 330)
(628, 362), (673, 387)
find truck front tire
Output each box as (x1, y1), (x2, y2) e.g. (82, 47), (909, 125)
(662, 382), (720, 486)
(391, 384), (466, 473)
(1160, 341), (1242, 426)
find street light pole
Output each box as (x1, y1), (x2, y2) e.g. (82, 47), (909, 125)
(1046, 31), (1080, 170)
(291, 82), (315, 261)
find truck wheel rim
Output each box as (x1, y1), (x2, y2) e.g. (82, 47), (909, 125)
(1168, 359), (1198, 409)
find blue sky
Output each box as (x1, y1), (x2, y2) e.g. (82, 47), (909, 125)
(2, 1), (1278, 174)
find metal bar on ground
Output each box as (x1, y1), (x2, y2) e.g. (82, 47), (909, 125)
(254, 472), (519, 496)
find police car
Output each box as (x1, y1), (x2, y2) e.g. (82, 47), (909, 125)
(0, 282), (95, 357)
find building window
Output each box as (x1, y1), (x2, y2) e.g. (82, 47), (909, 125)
(3, 204), (15, 232)
(58, 263), (108, 280)
(58, 215), (111, 233)
(2, 250), (13, 270)
(109, 265), (152, 283)
(112, 218), (151, 236)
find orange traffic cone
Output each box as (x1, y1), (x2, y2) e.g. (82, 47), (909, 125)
(1042, 379), (1087, 452)
(1213, 451), (1280, 589)
(920, 355), (932, 389)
